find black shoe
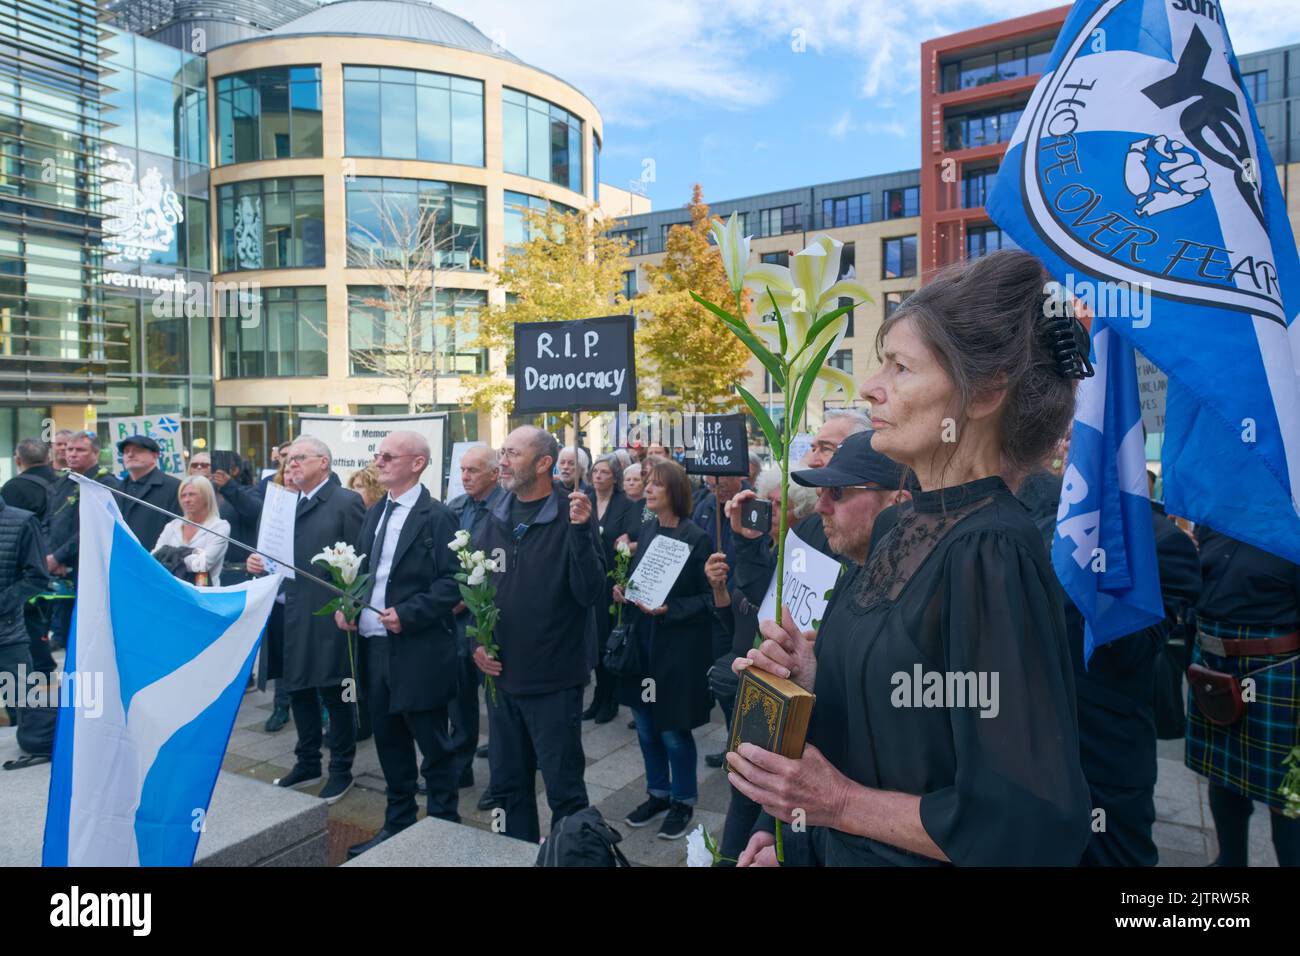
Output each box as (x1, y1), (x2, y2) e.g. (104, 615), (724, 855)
(626, 719), (636, 729)
(319, 773), (354, 805)
(459, 765), (474, 789)
(705, 751), (725, 768)
(582, 699), (601, 720)
(475, 744), (489, 759)
(593, 700), (618, 724)
(273, 764), (321, 790)
(657, 802), (694, 840)
(418, 778), (427, 794)
(624, 796), (671, 828)
(264, 705), (290, 733)
(476, 791), (502, 811)
(346, 827), (404, 859)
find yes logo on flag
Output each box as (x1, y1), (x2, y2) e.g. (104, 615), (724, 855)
(43, 478), (280, 866)
(988, 0), (1300, 654)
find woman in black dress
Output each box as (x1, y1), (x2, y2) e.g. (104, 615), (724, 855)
(728, 250), (1092, 866)
(585, 454), (640, 724)
(614, 458), (717, 840)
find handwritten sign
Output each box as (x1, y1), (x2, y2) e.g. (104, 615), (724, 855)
(1135, 349), (1167, 436)
(514, 315), (637, 414)
(255, 482), (298, 580)
(684, 413), (749, 476)
(108, 413), (184, 475)
(789, 433), (815, 467)
(624, 533), (692, 610)
(758, 527), (842, 631)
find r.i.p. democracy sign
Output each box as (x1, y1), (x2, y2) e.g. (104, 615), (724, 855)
(514, 315), (636, 414)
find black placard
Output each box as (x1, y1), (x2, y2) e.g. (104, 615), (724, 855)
(683, 413), (749, 476)
(514, 315), (637, 414)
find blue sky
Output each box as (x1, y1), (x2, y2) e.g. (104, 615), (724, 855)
(438, 0), (1300, 212)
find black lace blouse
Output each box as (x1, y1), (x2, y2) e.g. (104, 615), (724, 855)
(805, 475), (1091, 866)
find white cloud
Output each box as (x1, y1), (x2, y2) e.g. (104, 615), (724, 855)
(435, 0), (1300, 123)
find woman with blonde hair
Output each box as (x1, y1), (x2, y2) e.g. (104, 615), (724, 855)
(347, 464), (384, 509)
(152, 474), (231, 586)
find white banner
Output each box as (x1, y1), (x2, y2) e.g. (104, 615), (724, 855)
(107, 413), (185, 476)
(758, 527), (842, 631)
(297, 412), (447, 500)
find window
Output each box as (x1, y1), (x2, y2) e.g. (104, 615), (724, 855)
(612, 227), (645, 254)
(836, 242), (856, 337)
(944, 105), (1024, 151)
(962, 167), (998, 209)
(761, 251), (789, 267)
(220, 286), (327, 378)
(215, 66), (322, 165)
(1241, 70), (1268, 104)
(504, 191), (575, 247)
(661, 222), (686, 242)
(345, 177), (485, 271)
(348, 287), (488, 376)
(884, 186), (919, 219)
(828, 349), (852, 373)
(502, 88), (583, 193)
(342, 66), (484, 166)
(883, 236), (917, 279)
(884, 290), (912, 318)
(622, 269), (638, 299)
(966, 224), (1018, 259)
(758, 205), (800, 237)
(940, 40), (1053, 92)
(821, 193), (869, 228)
(217, 177), (325, 271)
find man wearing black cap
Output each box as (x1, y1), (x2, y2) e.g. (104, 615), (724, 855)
(116, 435), (181, 551)
(790, 430), (909, 567)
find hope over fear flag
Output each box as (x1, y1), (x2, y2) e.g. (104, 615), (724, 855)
(987, 0), (1300, 658)
(43, 477), (280, 866)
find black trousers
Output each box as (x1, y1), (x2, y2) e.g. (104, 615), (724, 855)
(448, 653), (480, 781)
(487, 684), (588, 843)
(368, 634), (459, 829)
(25, 603), (57, 677)
(1080, 782), (1157, 867)
(720, 785), (764, 862)
(290, 683), (355, 776)
(0, 641), (31, 727)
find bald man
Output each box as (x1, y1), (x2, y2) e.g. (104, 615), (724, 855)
(342, 430), (463, 856)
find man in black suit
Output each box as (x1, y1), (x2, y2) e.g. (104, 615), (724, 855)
(343, 431), (462, 857)
(2, 439), (56, 523)
(115, 435), (181, 551)
(247, 435), (365, 804)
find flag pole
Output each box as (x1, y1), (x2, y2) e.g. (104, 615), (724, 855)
(70, 474), (384, 614)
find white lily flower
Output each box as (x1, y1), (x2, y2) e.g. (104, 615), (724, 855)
(709, 212), (751, 298)
(685, 825), (712, 867)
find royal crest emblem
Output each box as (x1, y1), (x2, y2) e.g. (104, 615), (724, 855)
(101, 147), (184, 263)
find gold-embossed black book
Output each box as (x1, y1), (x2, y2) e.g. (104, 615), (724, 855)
(727, 666), (815, 768)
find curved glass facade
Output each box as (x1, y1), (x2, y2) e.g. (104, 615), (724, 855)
(348, 286), (487, 376)
(217, 176), (325, 271)
(343, 66), (483, 166)
(502, 88), (582, 193)
(220, 285), (328, 378)
(215, 66), (323, 164)
(345, 176), (484, 270)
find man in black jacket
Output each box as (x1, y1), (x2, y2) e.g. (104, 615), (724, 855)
(0, 500), (49, 726)
(247, 436), (366, 804)
(2, 439), (56, 524)
(342, 431), (462, 857)
(115, 435), (181, 551)
(472, 426), (604, 843)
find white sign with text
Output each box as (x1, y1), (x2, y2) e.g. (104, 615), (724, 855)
(624, 534), (692, 611)
(758, 527), (842, 631)
(255, 482), (298, 580)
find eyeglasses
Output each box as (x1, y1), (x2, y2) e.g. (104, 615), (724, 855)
(825, 484), (882, 501)
(373, 452), (414, 464)
(189, 462), (211, 471)
(287, 454), (323, 465)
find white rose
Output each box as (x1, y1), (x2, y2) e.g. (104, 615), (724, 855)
(685, 825), (712, 868)
(467, 565), (486, 586)
(616, 539), (631, 557)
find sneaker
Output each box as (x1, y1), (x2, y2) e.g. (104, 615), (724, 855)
(319, 773), (353, 805)
(623, 795), (671, 828)
(705, 751), (725, 769)
(273, 764), (321, 790)
(263, 705), (290, 733)
(657, 802), (693, 840)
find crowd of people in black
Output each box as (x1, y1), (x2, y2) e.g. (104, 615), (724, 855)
(2, 249), (1297, 866)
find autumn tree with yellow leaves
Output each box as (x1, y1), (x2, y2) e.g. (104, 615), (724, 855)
(635, 185), (754, 412)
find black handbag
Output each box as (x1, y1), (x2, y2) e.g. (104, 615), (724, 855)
(602, 622), (639, 678)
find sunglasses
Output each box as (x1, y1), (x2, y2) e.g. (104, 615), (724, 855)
(372, 452), (414, 464)
(825, 484), (882, 501)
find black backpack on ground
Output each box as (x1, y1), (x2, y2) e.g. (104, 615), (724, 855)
(535, 807), (631, 867)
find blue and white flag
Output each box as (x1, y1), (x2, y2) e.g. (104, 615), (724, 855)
(988, 0), (1300, 653)
(43, 478), (280, 866)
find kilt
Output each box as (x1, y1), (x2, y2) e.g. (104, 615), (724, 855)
(1185, 619), (1300, 810)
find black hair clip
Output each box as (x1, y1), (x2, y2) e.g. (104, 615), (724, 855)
(1040, 285), (1095, 380)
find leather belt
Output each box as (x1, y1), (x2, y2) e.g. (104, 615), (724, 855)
(1198, 630), (1300, 657)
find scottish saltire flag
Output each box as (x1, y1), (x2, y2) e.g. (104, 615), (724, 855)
(43, 477), (280, 866)
(987, 0), (1300, 653)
